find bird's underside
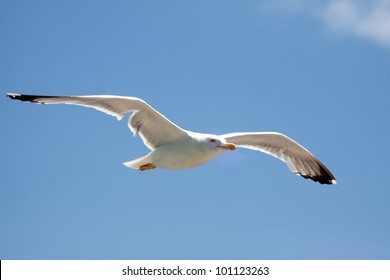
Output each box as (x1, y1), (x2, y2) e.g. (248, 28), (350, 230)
(7, 93), (337, 185)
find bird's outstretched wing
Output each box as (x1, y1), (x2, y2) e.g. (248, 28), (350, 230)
(7, 93), (188, 149)
(221, 132), (336, 185)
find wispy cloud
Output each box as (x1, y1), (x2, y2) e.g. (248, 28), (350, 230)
(260, 0), (390, 48)
(322, 0), (390, 47)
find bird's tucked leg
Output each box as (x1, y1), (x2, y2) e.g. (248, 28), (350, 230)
(139, 163), (157, 171)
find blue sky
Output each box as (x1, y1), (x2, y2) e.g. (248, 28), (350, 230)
(1, 0), (390, 260)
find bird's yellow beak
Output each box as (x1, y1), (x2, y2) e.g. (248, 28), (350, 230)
(219, 143), (237, 151)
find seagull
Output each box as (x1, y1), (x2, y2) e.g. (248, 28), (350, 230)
(7, 93), (336, 185)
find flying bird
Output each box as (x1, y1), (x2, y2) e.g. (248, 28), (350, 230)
(7, 93), (336, 185)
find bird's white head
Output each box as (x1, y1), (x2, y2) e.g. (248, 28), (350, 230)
(204, 135), (237, 151)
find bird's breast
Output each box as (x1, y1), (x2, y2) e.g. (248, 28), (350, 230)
(151, 140), (221, 170)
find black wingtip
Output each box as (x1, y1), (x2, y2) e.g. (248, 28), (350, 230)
(7, 93), (40, 102)
(6, 93), (21, 100)
(299, 160), (337, 185)
(301, 174), (337, 185)
(313, 159), (337, 185)
(6, 93), (59, 103)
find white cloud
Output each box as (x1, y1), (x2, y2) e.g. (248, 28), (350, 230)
(322, 0), (390, 47)
(260, 0), (390, 48)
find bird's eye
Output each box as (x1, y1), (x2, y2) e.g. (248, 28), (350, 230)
(209, 138), (217, 143)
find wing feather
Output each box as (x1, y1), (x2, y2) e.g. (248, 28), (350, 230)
(7, 93), (188, 149)
(221, 132), (336, 185)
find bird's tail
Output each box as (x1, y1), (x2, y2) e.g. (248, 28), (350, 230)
(123, 153), (153, 169)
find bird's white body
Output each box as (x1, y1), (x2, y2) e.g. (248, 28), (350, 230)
(124, 132), (226, 170)
(7, 93), (336, 185)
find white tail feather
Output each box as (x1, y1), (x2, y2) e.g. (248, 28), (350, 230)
(123, 153), (152, 169)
